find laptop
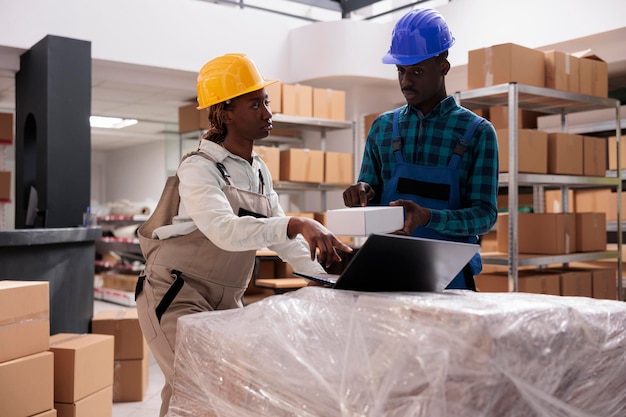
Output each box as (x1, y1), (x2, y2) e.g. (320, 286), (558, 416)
(295, 233), (480, 293)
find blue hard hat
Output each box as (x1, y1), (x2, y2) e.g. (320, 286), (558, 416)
(382, 8), (455, 66)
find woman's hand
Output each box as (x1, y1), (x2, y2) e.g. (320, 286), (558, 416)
(287, 217), (353, 267)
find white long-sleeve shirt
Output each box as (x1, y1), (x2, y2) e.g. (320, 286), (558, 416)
(153, 139), (325, 275)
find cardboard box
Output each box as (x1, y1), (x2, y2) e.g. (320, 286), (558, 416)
(574, 188), (612, 215)
(326, 206), (404, 236)
(313, 88), (346, 121)
(0, 280), (50, 363)
(606, 190), (626, 222)
(100, 272), (137, 292)
(607, 136), (624, 171)
(547, 133), (583, 175)
(363, 112), (382, 141)
(91, 309), (147, 360)
(544, 50), (579, 93)
(476, 270), (560, 295)
(55, 385), (112, 417)
(574, 51), (608, 97)
(0, 351), (54, 417)
(552, 268), (593, 297)
(496, 129), (548, 174)
(544, 189), (575, 213)
(113, 356), (149, 402)
(0, 112), (13, 143)
(265, 81), (282, 114)
(324, 151), (353, 184)
(279, 148), (324, 183)
(589, 268), (618, 300)
(582, 136), (607, 176)
(33, 409), (57, 417)
(488, 106), (542, 130)
(253, 145), (280, 180)
(575, 212), (607, 252)
(178, 103), (209, 133)
(49, 333), (114, 403)
(497, 213), (576, 255)
(282, 84), (313, 117)
(0, 171), (10, 201)
(468, 43), (545, 89)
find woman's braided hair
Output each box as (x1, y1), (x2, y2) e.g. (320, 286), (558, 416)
(202, 99), (233, 144)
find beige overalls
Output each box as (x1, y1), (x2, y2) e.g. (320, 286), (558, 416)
(135, 151), (272, 417)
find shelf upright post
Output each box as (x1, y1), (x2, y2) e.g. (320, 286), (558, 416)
(320, 127), (328, 210)
(616, 102), (623, 301)
(507, 82), (519, 292)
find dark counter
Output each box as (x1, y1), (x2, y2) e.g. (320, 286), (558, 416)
(0, 226), (102, 334)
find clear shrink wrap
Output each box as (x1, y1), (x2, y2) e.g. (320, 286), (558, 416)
(168, 288), (626, 417)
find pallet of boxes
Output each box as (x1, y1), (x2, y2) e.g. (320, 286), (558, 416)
(467, 43), (617, 300)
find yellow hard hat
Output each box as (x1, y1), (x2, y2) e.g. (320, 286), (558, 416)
(196, 53), (278, 110)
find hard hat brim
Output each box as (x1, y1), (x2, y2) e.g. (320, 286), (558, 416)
(381, 51), (443, 66)
(197, 79), (279, 110)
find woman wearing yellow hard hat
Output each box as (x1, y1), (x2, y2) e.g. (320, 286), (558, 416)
(135, 53), (352, 416)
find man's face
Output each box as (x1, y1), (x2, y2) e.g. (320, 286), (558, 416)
(227, 88), (273, 143)
(396, 56), (448, 112)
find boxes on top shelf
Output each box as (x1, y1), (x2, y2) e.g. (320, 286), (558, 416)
(572, 49), (609, 97)
(544, 50), (580, 93)
(313, 88), (346, 121)
(265, 81), (282, 114)
(281, 83), (313, 117)
(467, 43), (545, 89)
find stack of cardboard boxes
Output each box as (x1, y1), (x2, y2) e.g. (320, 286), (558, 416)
(0, 281), (151, 416)
(0, 281), (55, 417)
(49, 333), (114, 417)
(92, 309), (149, 403)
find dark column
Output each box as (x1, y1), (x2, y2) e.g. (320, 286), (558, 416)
(15, 35), (91, 229)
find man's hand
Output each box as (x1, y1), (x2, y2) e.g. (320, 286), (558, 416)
(342, 182), (375, 207)
(390, 199), (431, 236)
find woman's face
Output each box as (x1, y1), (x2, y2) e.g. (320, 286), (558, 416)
(226, 88), (274, 143)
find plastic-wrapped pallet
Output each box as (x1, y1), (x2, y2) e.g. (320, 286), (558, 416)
(168, 288), (626, 417)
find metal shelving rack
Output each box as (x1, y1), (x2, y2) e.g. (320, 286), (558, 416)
(455, 82), (623, 300)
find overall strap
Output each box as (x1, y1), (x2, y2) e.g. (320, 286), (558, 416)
(391, 107), (406, 164)
(448, 117), (484, 169)
(182, 151), (232, 185)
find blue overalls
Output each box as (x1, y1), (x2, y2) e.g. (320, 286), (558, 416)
(380, 108), (484, 290)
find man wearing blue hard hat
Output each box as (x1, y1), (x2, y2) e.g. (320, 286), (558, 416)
(343, 8), (499, 290)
